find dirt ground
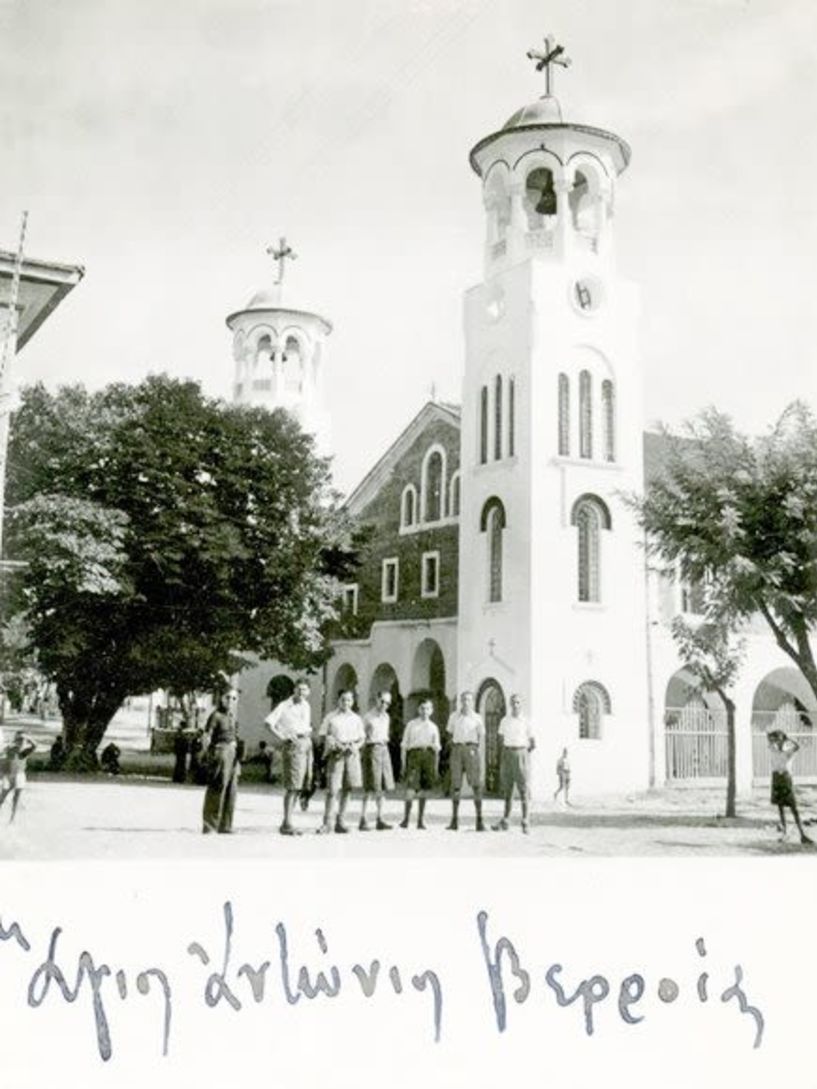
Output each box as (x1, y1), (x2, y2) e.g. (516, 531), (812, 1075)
(1, 774), (815, 860)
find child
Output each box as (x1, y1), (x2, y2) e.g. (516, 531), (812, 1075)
(0, 731), (37, 823)
(399, 699), (440, 830)
(768, 730), (812, 845)
(554, 747), (571, 806)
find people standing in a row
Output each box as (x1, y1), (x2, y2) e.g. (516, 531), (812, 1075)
(493, 693), (535, 834)
(360, 690), (394, 830)
(265, 679), (312, 835)
(317, 690), (364, 834)
(446, 690), (485, 831)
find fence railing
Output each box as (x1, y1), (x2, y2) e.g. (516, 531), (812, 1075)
(665, 705), (727, 780)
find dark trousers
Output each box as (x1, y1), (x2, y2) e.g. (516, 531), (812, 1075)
(202, 742), (238, 834)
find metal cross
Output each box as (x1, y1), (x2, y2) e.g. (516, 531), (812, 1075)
(266, 236), (297, 286)
(526, 35), (571, 96)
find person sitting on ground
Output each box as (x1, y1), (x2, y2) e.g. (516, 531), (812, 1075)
(0, 730), (37, 823)
(100, 741), (121, 775)
(767, 729), (812, 845)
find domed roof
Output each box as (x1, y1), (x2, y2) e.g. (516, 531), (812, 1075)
(503, 93), (563, 129)
(244, 286), (283, 310)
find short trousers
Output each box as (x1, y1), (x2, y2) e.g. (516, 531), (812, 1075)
(771, 769), (796, 807)
(326, 748), (363, 792)
(362, 742), (394, 792)
(501, 748), (529, 798)
(450, 743), (481, 791)
(282, 736), (313, 791)
(405, 747), (437, 792)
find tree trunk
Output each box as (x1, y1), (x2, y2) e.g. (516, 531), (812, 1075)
(716, 687), (737, 819)
(57, 681), (126, 771)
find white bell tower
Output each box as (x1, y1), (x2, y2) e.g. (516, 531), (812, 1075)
(226, 238), (333, 454)
(457, 38), (650, 798)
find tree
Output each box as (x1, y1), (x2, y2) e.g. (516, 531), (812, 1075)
(669, 617), (744, 817)
(633, 403), (817, 704)
(6, 376), (357, 767)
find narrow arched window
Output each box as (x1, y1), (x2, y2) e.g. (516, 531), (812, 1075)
(423, 450), (444, 522)
(602, 379), (615, 462)
(579, 370), (592, 459)
(570, 495), (611, 604)
(480, 386), (488, 464)
(494, 375), (503, 460)
(573, 681), (612, 739)
(480, 497), (506, 603)
(508, 377), (515, 457)
(449, 472), (461, 518)
(401, 485), (417, 529)
(558, 373), (570, 456)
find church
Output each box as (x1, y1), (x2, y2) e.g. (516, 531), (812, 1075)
(230, 44), (816, 801)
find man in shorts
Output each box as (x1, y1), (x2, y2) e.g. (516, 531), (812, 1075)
(317, 690), (365, 834)
(0, 730), (36, 823)
(360, 690), (395, 831)
(265, 679), (312, 835)
(446, 690), (486, 831)
(493, 693), (535, 834)
(399, 698), (440, 830)
(768, 729), (813, 844)
(553, 747), (571, 807)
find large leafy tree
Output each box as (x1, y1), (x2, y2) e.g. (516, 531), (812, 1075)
(634, 403), (817, 702)
(5, 377), (355, 766)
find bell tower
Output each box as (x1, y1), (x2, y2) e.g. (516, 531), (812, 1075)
(457, 39), (650, 798)
(226, 237), (333, 454)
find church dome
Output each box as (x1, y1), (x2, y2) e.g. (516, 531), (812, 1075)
(503, 94), (563, 129)
(244, 286), (283, 310)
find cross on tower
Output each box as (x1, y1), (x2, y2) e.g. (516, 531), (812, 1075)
(266, 236), (297, 286)
(526, 35), (571, 97)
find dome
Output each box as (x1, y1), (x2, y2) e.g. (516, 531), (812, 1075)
(244, 286), (283, 310)
(503, 94), (563, 129)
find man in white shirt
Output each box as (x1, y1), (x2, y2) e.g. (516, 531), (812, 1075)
(316, 690), (365, 834)
(360, 690), (395, 831)
(493, 693), (535, 834)
(399, 698), (440, 830)
(445, 690), (486, 832)
(265, 679), (312, 835)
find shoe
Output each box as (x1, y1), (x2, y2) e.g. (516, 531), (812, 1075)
(299, 796), (309, 812)
(446, 820), (458, 831)
(376, 819), (392, 830)
(280, 824), (302, 836)
(778, 830), (789, 842)
(521, 820), (530, 834)
(801, 835), (814, 845)
(334, 821), (349, 834)
(476, 818), (486, 832)
(399, 819), (409, 829)
(316, 823), (332, 835)
(492, 819), (509, 831)
(359, 818), (371, 831)
(417, 821), (427, 830)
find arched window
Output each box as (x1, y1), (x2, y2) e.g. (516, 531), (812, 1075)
(449, 472), (461, 518)
(602, 379), (615, 462)
(422, 447), (445, 523)
(524, 167), (557, 229)
(283, 336), (303, 393)
(579, 369), (592, 459)
(570, 495), (612, 603)
(480, 497), (506, 603)
(401, 484), (417, 529)
(572, 681), (612, 739)
(558, 373), (570, 456)
(508, 377), (515, 457)
(494, 375), (503, 460)
(480, 386), (488, 464)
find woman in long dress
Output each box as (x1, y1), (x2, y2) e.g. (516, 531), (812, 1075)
(201, 693), (240, 834)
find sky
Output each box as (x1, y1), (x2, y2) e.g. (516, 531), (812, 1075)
(2, 0), (817, 492)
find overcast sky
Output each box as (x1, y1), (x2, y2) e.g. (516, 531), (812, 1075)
(3, 0), (816, 491)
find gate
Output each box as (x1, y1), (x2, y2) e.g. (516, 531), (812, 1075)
(477, 680), (506, 794)
(665, 698), (728, 780)
(752, 703), (817, 782)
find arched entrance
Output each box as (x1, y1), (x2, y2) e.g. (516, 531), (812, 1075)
(266, 673), (294, 710)
(369, 662), (404, 779)
(664, 669), (727, 780)
(751, 668), (817, 781)
(331, 663), (359, 709)
(409, 639), (450, 786)
(477, 678), (506, 794)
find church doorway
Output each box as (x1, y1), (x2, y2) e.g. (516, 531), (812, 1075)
(331, 663), (359, 709)
(477, 678), (506, 794)
(664, 670), (726, 780)
(751, 668), (817, 782)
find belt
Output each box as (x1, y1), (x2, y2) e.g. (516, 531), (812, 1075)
(453, 741), (480, 748)
(504, 745), (528, 750)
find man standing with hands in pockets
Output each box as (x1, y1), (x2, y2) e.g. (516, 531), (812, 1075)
(493, 693), (535, 834)
(446, 690), (486, 831)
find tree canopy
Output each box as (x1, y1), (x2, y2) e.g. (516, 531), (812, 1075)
(5, 376), (356, 763)
(634, 403), (817, 701)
